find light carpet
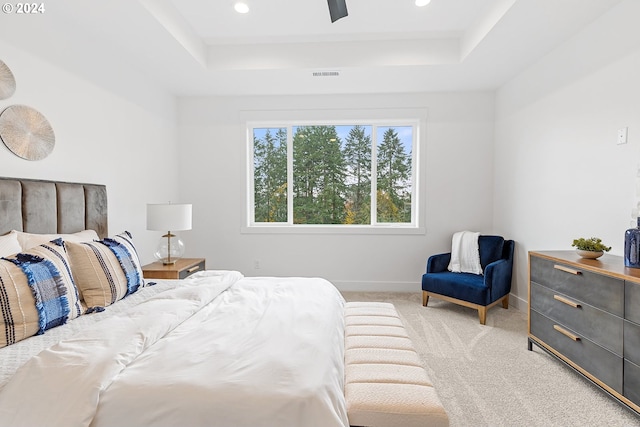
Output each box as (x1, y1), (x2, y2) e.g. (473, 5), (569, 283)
(341, 291), (640, 427)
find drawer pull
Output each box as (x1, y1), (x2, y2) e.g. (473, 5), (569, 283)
(554, 264), (582, 275)
(553, 324), (581, 341)
(553, 294), (581, 308)
(187, 265), (201, 273)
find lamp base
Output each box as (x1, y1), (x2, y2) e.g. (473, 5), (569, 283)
(154, 232), (185, 265)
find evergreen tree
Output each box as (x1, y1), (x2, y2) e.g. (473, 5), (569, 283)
(292, 127), (318, 223)
(377, 127), (411, 222)
(253, 128), (287, 222)
(255, 124), (413, 226)
(293, 126), (347, 224)
(343, 125), (371, 224)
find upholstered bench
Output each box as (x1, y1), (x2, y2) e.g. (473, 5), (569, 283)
(344, 302), (449, 427)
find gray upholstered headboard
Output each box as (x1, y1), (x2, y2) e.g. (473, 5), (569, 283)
(0, 177), (108, 238)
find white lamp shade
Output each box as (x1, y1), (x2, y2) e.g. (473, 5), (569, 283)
(147, 203), (192, 231)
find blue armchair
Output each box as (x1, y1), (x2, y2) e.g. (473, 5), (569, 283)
(421, 235), (514, 325)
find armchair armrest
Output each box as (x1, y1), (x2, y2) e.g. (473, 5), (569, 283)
(484, 259), (513, 298)
(427, 253), (451, 273)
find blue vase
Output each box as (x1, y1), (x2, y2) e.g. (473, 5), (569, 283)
(625, 218), (640, 268)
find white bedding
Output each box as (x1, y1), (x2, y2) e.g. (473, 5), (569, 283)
(0, 271), (348, 427)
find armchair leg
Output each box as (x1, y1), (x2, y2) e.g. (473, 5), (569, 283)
(502, 295), (509, 309)
(478, 307), (487, 325)
(422, 291), (429, 307)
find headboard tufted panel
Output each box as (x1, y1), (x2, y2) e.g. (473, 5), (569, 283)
(0, 177), (108, 238)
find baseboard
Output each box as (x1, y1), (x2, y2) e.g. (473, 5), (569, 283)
(332, 280), (420, 292)
(508, 293), (528, 313)
(336, 281), (528, 313)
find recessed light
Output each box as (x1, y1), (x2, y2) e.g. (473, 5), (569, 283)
(234, 2), (249, 13)
(415, 0), (431, 6)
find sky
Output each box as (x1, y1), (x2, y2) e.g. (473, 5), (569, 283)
(253, 124), (413, 154)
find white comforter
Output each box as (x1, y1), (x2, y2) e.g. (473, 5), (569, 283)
(0, 271), (348, 427)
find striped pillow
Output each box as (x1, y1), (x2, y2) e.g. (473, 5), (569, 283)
(0, 238), (81, 348)
(67, 231), (144, 310)
(108, 231), (145, 292)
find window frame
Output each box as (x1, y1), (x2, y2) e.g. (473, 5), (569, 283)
(243, 116), (425, 235)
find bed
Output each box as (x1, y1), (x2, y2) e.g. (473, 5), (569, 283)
(0, 177), (348, 427)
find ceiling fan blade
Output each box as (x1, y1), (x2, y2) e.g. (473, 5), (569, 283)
(327, 0), (348, 23)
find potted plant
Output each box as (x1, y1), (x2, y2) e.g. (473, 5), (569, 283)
(571, 237), (611, 259)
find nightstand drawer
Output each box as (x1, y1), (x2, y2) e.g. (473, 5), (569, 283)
(177, 259), (205, 279)
(530, 281), (623, 355)
(530, 257), (624, 316)
(142, 258), (206, 280)
(530, 309), (623, 393)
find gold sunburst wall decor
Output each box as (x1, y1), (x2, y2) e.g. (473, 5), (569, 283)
(0, 60), (16, 100)
(0, 105), (55, 161)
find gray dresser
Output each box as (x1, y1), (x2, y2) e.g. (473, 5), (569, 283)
(528, 251), (640, 414)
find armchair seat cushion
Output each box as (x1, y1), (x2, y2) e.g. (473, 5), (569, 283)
(421, 271), (488, 306)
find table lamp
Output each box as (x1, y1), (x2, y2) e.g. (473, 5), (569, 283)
(146, 203), (192, 265)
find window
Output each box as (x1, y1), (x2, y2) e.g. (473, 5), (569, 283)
(249, 120), (418, 231)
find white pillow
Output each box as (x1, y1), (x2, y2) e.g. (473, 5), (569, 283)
(15, 229), (99, 250)
(0, 230), (21, 257)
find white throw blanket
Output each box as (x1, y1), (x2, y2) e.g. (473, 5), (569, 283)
(448, 231), (483, 275)
(0, 270), (348, 427)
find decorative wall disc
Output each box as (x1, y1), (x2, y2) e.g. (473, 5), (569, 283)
(0, 105), (55, 161)
(0, 61), (16, 100)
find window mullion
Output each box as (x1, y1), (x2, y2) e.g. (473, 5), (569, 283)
(371, 125), (378, 225)
(248, 126), (256, 225)
(411, 124), (418, 226)
(287, 125), (294, 225)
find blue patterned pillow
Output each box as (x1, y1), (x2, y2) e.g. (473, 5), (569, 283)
(108, 231), (145, 294)
(0, 238), (82, 347)
(5, 253), (70, 332)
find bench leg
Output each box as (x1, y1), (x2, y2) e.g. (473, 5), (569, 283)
(422, 291), (429, 307)
(478, 306), (487, 325)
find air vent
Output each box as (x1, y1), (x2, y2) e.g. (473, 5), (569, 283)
(312, 71), (340, 77)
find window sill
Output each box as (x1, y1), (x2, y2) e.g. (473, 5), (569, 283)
(241, 225), (426, 235)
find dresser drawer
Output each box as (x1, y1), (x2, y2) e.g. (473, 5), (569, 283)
(530, 256), (624, 316)
(624, 319), (640, 366)
(624, 359), (640, 406)
(626, 281), (640, 324)
(530, 310), (623, 393)
(530, 282), (623, 355)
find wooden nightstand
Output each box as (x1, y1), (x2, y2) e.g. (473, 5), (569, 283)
(142, 258), (206, 280)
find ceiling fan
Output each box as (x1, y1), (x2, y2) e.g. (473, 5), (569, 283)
(327, 0), (348, 22)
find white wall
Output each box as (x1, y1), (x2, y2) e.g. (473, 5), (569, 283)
(0, 40), (179, 262)
(13, 1), (637, 299)
(494, 0), (640, 308)
(178, 92), (495, 291)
